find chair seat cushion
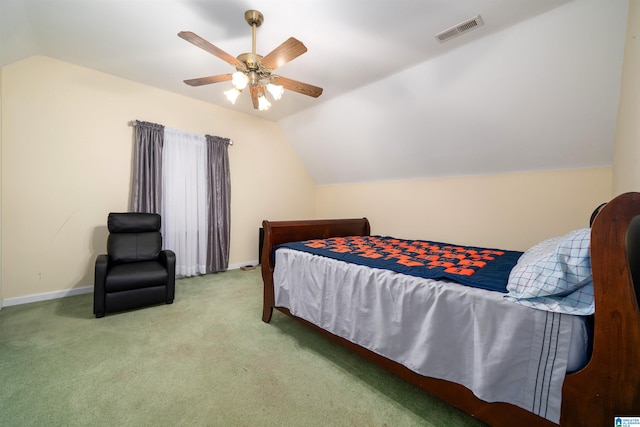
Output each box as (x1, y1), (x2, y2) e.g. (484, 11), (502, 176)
(105, 260), (169, 293)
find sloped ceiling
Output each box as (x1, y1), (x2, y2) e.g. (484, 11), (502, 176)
(280, 1), (628, 184)
(0, 0), (628, 184)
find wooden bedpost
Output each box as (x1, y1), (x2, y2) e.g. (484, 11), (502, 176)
(261, 220), (275, 323)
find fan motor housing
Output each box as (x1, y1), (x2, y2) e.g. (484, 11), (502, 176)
(245, 10), (263, 27)
(237, 53), (263, 70)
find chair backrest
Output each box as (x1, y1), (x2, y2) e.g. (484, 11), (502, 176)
(107, 213), (162, 264)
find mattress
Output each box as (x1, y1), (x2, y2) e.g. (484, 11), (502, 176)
(273, 247), (589, 423)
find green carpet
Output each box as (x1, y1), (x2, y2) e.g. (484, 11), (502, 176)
(0, 269), (486, 426)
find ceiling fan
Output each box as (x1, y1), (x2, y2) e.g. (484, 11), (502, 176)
(179, 10), (323, 111)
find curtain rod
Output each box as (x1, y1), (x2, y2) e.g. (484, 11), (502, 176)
(128, 120), (233, 145)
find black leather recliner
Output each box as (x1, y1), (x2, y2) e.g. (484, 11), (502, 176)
(94, 212), (176, 318)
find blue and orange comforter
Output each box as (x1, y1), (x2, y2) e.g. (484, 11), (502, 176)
(278, 235), (523, 293)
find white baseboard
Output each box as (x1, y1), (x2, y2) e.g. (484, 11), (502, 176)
(2, 286), (94, 307)
(228, 260), (259, 270)
(0, 261), (260, 308)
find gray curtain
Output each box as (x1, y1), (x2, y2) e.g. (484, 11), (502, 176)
(130, 121), (164, 213)
(130, 121), (231, 274)
(205, 135), (231, 272)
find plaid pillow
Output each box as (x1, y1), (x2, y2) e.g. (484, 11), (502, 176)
(504, 228), (594, 315)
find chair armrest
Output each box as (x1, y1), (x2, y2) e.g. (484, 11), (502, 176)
(94, 254), (109, 317)
(160, 250), (176, 302)
(159, 250), (176, 271)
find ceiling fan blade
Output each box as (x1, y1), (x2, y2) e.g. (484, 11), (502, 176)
(250, 86), (261, 109)
(274, 76), (323, 98)
(183, 74), (233, 87)
(178, 31), (244, 69)
(260, 37), (308, 70)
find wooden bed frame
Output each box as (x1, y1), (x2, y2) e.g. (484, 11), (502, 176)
(260, 192), (640, 426)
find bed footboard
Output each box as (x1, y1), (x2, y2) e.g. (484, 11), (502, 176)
(260, 218), (370, 323)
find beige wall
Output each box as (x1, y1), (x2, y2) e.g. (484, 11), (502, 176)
(613, 0), (640, 195)
(316, 168), (612, 252)
(1, 56), (315, 300)
(0, 53), (624, 303)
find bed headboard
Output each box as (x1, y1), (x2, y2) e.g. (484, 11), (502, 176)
(562, 192), (640, 424)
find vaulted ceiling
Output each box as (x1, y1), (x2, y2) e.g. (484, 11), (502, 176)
(1, 0), (629, 184)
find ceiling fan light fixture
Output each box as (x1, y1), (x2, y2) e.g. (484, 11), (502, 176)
(179, 9), (322, 112)
(224, 87), (242, 104)
(266, 83), (284, 100)
(258, 94), (271, 111)
(232, 71), (249, 90)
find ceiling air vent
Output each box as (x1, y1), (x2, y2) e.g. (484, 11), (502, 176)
(435, 15), (484, 43)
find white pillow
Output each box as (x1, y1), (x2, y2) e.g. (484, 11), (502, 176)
(515, 235), (565, 266)
(507, 228), (592, 299)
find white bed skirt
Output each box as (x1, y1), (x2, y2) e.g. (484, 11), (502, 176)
(274, 248), (588, 423)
